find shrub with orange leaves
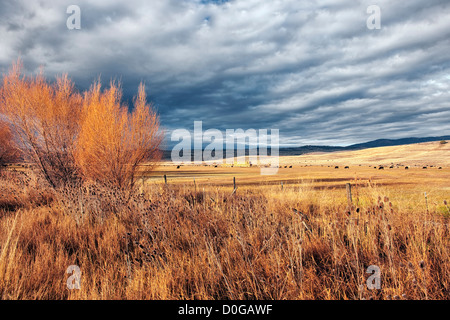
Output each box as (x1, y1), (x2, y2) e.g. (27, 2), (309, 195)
(0, 60), (82, 187)
(75, 81), (162, 189)
(0, 59), (162, 189)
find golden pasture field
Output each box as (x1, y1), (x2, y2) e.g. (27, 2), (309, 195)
(281, 141), (450, 167)
(0, 142), (449, 300)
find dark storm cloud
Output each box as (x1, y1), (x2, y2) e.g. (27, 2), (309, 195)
(1, 0), (450, 146)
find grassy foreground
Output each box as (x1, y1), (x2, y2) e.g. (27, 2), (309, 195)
(0, 165), (449, 300)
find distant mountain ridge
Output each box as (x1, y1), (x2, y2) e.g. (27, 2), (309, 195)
(346, 136), (450, 150)
(161, 136), (450, 160)
(279, 135), (450, 156)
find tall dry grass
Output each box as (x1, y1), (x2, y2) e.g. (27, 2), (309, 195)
(0, 170), (448, 300)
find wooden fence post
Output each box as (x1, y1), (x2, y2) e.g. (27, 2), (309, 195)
(231, 177), (237, 195)
(346, 183), (352, 205)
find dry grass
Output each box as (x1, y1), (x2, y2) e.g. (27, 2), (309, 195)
(0, 163), (449, 300)
(280, 141), (450, 167)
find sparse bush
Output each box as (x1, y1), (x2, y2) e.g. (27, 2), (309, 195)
(0, 59), (162, 190)
(75, 81), (163, 190)
(0, 60), (82, 187)
(440, 140), (448, 145)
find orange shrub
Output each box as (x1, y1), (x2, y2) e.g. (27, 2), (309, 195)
(1, 59), (162, 189)
(0, 60), (82, 186)
(75, 81), (162, 189)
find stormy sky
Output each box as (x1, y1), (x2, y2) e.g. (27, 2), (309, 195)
(1, 0), (450, 147)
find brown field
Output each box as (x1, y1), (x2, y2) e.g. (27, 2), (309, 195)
(0, 142), (449, 300)
(280, 141), (450, 167)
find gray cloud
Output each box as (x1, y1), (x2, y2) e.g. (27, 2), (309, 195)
(1, 0), (450, 147)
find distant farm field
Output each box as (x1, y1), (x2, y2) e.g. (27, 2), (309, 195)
(149, 141), (450, 204)
(1, 142), (449, 300)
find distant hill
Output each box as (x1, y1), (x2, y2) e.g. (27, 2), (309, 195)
(161, 136), (450, 160)
(279, 135), (450, 156)
(279, 140), (450, 167)
(347, 136), (450, 150)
